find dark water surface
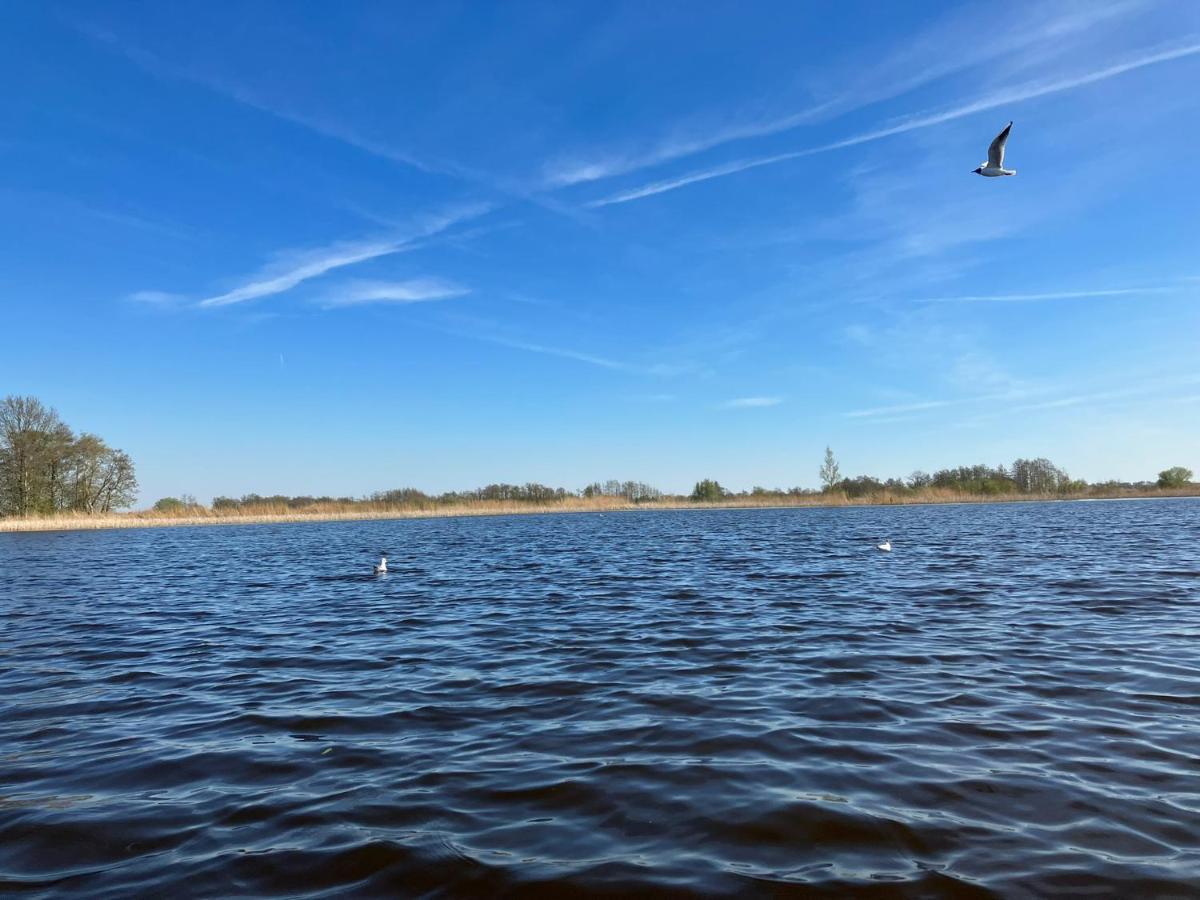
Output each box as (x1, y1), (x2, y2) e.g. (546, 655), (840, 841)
(3, 501), (1200, 898)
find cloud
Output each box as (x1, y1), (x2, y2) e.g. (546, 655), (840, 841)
(588, 38), (1200, 207)
(542, 105), (837, 190)
(198, 238), (409, 308)
(845, 398), (960, 418)
(6, 186), (194, 240)
(915, 286), (1181, 303)
(127, 290), (187, 307)
(848, 372), (1200, 422)
(587, 154), (800, 208)
(445, 329), (643, 374)
(505, 343), (685, 376)
(433, 319), (690, 376)
(721, 396), (784, 408)
(191, 204), (489, 308)
(73, 22), (594, 218)
(320, 278), (468, 308)
(1009, 374), (1200, 412)
(813, 38), (1200, 150)
(496, 337), (637, 371)
(546, 2), (1143, 190)
(73, 22), (447, 177)
(1013, 389), (1136, 411)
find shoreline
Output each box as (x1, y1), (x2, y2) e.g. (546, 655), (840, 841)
(2, 490), (1197, 534)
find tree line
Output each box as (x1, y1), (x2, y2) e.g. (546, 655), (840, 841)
(190, 480), (663, 512)
(687, 449), (1193, 502)
(581, 480), (663, 502)
(147, 455), (1200, 515)
(0, 396), (138, 517)
(833, 456), (1081, 498)
(4, 397), (1191, 518)
(807, 447), (1192, 498)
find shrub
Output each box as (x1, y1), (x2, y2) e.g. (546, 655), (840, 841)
(690, 479), (726, 502)
(1157, 467), (1193, 488)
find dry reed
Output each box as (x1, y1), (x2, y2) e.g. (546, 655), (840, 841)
(3, 486), (1198, 533)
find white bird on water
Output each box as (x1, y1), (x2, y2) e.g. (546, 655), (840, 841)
(373, 555), (388, 574)
(877, 540), (892, 552)
(973, 122), (1016, 177)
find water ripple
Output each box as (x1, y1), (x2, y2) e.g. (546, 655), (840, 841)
(2, 500), (1199, 896)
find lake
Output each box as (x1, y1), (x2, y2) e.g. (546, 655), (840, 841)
(2, 501), (1199, 897)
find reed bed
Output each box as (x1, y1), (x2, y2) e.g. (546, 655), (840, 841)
(3, 486), (1197, 533)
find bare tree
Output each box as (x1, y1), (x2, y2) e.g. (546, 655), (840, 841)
(97, 449), (138, 511)
(1010, 457), (1068, 494)
(0, 396), (69, 516)
(0, 396), (138, 516)
(907, 470), (932, 489)
(819, 446), (841, 492)
(67, 436), (138, 512)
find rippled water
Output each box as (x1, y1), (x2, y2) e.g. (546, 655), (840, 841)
(3, 501), (1200, 897)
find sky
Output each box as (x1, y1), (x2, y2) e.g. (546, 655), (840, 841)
(2, 0), (1199, 504)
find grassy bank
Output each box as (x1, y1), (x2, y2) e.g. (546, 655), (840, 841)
(3, 486), (1199, 533)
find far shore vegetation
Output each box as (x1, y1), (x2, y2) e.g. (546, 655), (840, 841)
(2, 395), (1196, 532)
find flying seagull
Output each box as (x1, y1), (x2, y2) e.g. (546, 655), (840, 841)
(973, 122), (1016, 177)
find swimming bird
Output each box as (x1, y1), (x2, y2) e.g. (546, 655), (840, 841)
(973, 122), (1016, 177)
(877, 540), (892, 552)
(373, 555), (388, 574)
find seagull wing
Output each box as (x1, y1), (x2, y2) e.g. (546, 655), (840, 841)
(987, 122), (1012, 169)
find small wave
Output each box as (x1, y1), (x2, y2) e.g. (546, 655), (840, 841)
(3, 500), (1200, 895)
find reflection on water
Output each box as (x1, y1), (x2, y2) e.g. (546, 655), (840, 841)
(2, 501), (1199, 897)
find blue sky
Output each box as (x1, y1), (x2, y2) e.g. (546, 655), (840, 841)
(2, 1), (1199, 503)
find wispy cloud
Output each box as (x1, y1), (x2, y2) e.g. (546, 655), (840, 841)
(845, 398), (961, 418)
(547, 2), (1142, 190)
(916, 286), (1183, 303)
(542, 106), (837, 190)
(444, 329), (657, 375)
(1012, 388), (1138, 411)
(73, 21), (578, 214)
(813, 38), (1200, 150)
(320, 278), (468, 308)
(587, 152), (812, 208)
(7, 186), (194, 240)
(1011, 373), (1200, 412)
(73, 22), (448, 177)
(199, 239), (412, 308)
(209, 87), (439, 176)
(127, 290), (187, 307)
(588, 38), (1200, 207)
(489, 336), (637, 371)
(848, 372), (1200, 421)
(431, 318), (692, 377)
(721, 396), (784, 408)
(192, 204), (489, 308)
